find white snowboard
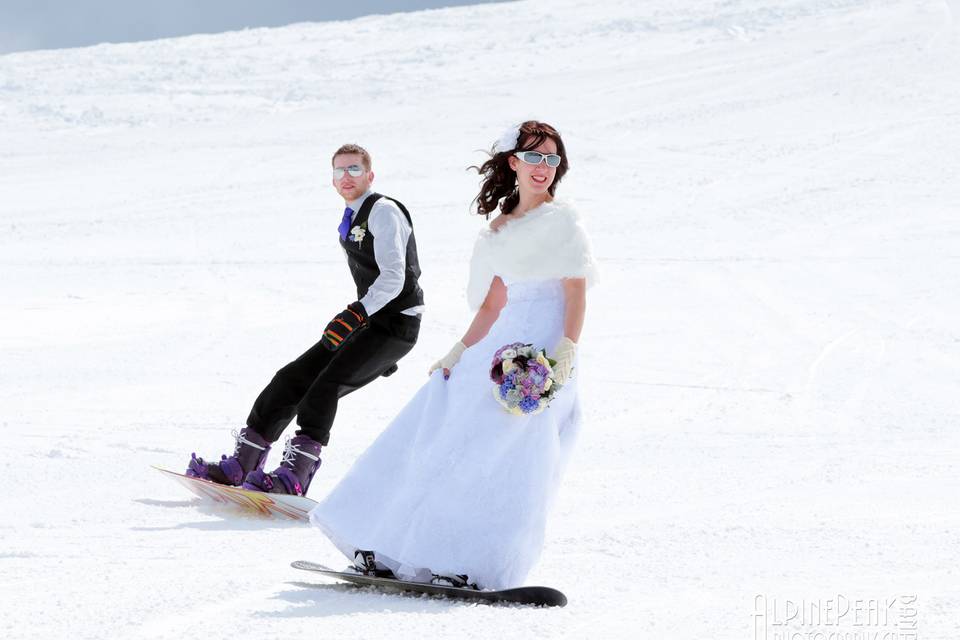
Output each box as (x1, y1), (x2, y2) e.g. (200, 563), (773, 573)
(154, 466), (317, 522)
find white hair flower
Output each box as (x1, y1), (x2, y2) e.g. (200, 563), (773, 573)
(492, 123), (522, 154)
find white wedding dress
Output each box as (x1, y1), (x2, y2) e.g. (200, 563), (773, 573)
(309, 199), (596, 590)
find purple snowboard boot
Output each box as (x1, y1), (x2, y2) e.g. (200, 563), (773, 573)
(242, 435), (322, 496)
(186, 427), (271, 486)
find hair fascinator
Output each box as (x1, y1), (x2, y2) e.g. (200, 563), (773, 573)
(492, 123), (522, 154)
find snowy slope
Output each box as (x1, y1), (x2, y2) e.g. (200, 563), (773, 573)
(1, 1), (959, 638)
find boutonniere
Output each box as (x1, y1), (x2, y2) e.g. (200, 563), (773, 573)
(350, 222), (368, 247)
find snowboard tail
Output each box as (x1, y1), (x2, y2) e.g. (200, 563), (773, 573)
(154, 466), (317, 522)
(291, 560), (567, 607)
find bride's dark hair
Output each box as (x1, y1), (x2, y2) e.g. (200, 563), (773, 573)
(470, 120), (569, 217)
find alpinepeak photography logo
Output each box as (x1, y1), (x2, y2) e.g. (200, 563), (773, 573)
(753, 594), (919, 640)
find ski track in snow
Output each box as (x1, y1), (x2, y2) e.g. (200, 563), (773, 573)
(1, 0), (959, 638)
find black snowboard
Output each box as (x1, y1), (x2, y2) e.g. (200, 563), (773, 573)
(291, 560), (567, 607)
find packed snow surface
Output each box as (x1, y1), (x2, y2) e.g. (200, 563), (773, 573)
(1, 1), (958, 638)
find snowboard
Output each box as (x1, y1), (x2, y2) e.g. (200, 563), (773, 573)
(291, 560), (567, 607)
(154, 466), (317, 522)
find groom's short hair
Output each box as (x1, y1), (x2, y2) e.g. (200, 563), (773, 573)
(332, 144), (372, 170)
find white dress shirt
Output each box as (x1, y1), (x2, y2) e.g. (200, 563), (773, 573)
(346, 190), (424, 317)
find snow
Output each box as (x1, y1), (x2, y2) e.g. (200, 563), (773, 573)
(1, 0), (958, 638)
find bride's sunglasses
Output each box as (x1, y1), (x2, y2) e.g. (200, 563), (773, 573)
(332, 165), (366, 180)
(514, 151), (562, 168)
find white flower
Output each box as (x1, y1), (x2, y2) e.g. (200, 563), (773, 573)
(501, 348), (518, 360)
(492, 123), (521, 154)
(350, 226), (366, 243)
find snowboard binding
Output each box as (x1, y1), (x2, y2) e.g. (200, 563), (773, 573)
(352, 549), (397, 579)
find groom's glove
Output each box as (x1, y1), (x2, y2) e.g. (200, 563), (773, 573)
(551, 337), (577, 385)
(428, 341), (467, 379)
(321, 302), (368, 351)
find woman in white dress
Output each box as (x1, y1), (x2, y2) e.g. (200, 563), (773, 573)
(309, 120), (597, 590)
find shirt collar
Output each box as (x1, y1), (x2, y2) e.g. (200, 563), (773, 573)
(347, 189), (374, 214)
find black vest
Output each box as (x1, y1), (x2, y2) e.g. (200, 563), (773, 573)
(339, 193), (424, 316)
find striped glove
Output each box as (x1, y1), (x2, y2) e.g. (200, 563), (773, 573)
(428, 341), (467, 379)
(551, 337), (577, 385)
(321, 302), (368, 351)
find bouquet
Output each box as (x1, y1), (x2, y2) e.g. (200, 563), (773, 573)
(489, 342), (560, 416)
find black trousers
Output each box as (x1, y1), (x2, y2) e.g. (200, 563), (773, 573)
(246, 312), (420, 446)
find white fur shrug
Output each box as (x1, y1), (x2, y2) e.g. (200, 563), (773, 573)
(466, 199), (598, 310)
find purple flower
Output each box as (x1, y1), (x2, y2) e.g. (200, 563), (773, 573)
(493, 342), (525, 362)
(519, 396), (540, 413)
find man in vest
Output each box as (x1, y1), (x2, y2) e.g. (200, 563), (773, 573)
(186, 144), (424, 496)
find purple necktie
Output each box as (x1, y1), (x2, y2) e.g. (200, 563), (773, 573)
(338, 207), (354, 240)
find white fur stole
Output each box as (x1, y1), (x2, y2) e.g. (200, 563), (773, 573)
(466, 199), (598, 310)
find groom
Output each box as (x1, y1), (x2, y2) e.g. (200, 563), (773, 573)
(187, 143), (424, 496)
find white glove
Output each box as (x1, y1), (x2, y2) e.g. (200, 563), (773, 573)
(428, 341), (467, 378)
(551, 337), (577, 385)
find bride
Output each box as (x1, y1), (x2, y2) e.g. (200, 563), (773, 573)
(309, 120), (597, 590)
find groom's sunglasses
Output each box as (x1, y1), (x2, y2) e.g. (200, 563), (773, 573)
(514, 151), (562, 168)
(333, 165), (365, 180)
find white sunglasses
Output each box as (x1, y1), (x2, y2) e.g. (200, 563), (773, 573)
(333, 164), (365, 180)
(514, 151), (562, 167)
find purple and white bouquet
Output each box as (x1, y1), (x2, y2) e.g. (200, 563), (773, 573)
(489, 342), (560, 416)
